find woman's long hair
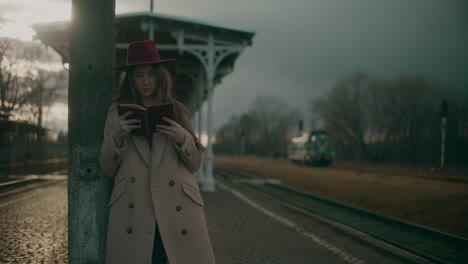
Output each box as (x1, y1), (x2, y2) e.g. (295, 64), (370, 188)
(112, 64), (206, 152)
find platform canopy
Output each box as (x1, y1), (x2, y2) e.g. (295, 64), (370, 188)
(32, 11), (255, 112)
(32, 11), (255, 192)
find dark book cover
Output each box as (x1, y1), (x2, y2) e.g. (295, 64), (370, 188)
(117, 103), (174, 139)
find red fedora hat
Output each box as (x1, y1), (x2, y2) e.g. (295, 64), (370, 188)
(115, 40), (175, 70)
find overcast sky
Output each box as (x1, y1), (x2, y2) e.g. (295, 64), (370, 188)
(129, 0), (468, 130)
(1, 0), (467, 133)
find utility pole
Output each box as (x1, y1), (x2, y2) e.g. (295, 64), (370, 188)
(440, 100), (448, 169)
(240, 129), (245, 156)
(68, 0), (115, 263)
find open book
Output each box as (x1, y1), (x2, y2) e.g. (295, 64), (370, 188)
(117, 103), (174, 138)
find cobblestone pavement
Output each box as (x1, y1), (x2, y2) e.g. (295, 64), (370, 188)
(0, 175), (411, 263)
(0, 180), (68, 263)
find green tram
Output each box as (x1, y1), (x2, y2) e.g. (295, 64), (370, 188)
(287, 130), (334, 166)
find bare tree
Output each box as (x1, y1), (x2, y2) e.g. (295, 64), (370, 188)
(0, 38), (67, 162)
(312, 72), (467, 165)
(21, 42), (65, 158)
(215, 95), (302, 157)
(0, 37), (28, 115)
(312, 72), (372, 160)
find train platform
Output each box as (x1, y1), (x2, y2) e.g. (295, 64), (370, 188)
(0, 171), (420, 264)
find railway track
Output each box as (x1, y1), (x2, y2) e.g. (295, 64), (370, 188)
(214, 167), (468, 264)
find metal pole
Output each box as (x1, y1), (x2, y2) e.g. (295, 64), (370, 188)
(203, 35), (215, 192)
(197, 75), (204, 139)
(69, 0), (115, 262)
(195, 75), (205, 184)
(204, 84), (215, 191)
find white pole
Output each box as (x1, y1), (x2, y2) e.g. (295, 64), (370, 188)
(193, 109), (202, 184)
(202, 34), (216, 192)
(197, 108), (203, 139)
(197, 75), (204, 140)
(193, 111), (198, 136)
(203, 86), (215, 191)
(196, 76), (205, 184)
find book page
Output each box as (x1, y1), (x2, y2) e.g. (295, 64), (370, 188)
(146, 103), (174, 133)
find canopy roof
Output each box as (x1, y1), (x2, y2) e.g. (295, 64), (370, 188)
(32, 12), (255, 111)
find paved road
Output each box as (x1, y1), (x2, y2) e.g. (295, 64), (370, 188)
(0, 175), (410, 263)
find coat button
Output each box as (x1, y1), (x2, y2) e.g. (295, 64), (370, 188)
(127, 227), (133, 234)
(169, 180), (175, 186)
(129, 203), (134, 209)
(130, 177), (136, 183)
(176, 205), (181, 212)
(181, 229), (187, 235)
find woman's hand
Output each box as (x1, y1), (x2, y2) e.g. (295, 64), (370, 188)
(113, 111), (141, 144)
(155, 117), (186, 144)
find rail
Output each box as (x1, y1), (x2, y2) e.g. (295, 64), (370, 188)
(214, 167), (468, 264)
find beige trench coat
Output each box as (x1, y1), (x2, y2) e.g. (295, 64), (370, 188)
(99, 106), (216, 264)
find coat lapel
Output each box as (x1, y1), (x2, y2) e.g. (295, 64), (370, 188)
(150, 132), (167, 177)
(130, 135), (150, 167)
(130, 133), (168, 180)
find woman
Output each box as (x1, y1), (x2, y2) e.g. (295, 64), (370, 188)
(99, 40), (216, 264)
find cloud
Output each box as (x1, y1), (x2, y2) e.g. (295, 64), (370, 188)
(0, 2), (24, 25)
(3, 0), (466, 133)
(163, 0), (468, 130)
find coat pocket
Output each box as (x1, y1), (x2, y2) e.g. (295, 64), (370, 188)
(108, 179), (126, 207)
(181, 181), (205, 206)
